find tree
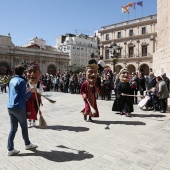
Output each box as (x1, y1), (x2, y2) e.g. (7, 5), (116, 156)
(68, 64), (85, 73)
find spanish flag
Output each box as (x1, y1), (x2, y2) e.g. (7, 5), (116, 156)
(127, 2), (135, 9)
(121, 6), (130, 13)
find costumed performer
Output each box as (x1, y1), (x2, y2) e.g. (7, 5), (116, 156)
(80, 59), (100, 122)
(26, 61), (44, 127)
(112, 68), (134, 117)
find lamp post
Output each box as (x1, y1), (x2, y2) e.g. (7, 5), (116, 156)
(108, 42), (120, 73)
(21, 61), (28, 70)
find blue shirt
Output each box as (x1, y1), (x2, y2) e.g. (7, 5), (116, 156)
(7, 75), (31, 110)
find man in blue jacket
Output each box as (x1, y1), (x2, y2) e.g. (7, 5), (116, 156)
(7, 65), (38, 156)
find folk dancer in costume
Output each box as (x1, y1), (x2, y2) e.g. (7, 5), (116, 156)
(80, 59), (100, 122)
(26, 61), (44, 127)
(112, 68), (134, 117)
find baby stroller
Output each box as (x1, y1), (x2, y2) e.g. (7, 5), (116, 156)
(138, 92), (153, 110)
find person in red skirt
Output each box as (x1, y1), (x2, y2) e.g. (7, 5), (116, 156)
(80, 59), (100, 122)
(26, 61), (44, 127)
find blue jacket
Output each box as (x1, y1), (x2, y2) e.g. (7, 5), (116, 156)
(7, 75), (31, 110)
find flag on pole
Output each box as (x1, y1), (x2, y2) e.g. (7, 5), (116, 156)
(136, 1), (143, 7)
(127, 2), (135, 9)
(121, 6), (130, 13)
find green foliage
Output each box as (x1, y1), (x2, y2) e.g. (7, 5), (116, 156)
(112, 57), (118, 64)
(68, 64), (85, 73)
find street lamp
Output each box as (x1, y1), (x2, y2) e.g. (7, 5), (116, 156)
(21, 61), (29, 70)
(108, 42), (121, 72)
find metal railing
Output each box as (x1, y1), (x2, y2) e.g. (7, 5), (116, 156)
(101, 14), (157, 31)
(105, 53), (152, 59)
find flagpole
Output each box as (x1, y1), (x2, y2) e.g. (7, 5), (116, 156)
(142, 1), (143, 17)
(135, 3), (136, 18)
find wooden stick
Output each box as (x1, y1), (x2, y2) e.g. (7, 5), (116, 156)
(34, 85), (47, 128)
(86, 99), (96, 114)
(121, 94), (144, 98)
(41, 94), (56, 103)
(34, 87), (41, 113)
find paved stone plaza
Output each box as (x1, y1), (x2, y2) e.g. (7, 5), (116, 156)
(0, 92), (170, 170)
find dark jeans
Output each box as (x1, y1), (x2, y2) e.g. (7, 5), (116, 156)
(159, 99), (167, 111)
(7, 108), (31, 151)
(106, 89), (111, 100)
(1, 84), (7, 93)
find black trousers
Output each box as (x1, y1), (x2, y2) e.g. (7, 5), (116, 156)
(159, 99), (167, 111)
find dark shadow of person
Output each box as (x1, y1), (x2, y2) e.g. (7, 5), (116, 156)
(93, 120), (146, 126)
(18, 145), (94, 162)
(36, 125), (89, 132)
(131, 113), (166, 118)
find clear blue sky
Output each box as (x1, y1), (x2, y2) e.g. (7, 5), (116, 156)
(0, 0), (157, 46)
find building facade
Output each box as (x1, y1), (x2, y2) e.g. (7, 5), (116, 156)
(56, 33), (99, 67)
(98, 14), (157, 75)
(0, 35), (69, 75)
(153, 0), (170, 78)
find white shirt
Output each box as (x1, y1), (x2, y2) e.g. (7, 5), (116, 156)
(98, 60), (106, 68)
(28, 82), (44, 94)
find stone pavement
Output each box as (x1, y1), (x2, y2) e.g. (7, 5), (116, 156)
(0, 92), (170, 170)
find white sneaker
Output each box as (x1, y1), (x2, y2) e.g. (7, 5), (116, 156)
(7, 149), (20, 156)
(28, 122), (32, 128)
(32, 121), (37, 127)
(25, 143), (38, 150)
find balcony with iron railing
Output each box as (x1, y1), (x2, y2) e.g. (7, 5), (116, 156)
(105, 53), (152, 60)
(100, 14), (157, 31)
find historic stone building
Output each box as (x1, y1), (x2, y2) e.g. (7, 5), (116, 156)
(153, 0), (170, 78)
(98, 14), (157, 75)
(0, 34), (69, 75)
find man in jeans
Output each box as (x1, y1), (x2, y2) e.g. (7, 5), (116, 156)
(7, 65), (38, 156)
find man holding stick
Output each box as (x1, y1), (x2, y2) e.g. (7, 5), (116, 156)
(112, 68), (134, 117)
(26, 61), (44, 127)
(80, 59), (99, 122)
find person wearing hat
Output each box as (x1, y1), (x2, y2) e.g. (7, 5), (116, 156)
(7, 65), (38, 156)
(80, 59), (99, 122)
(112, 68), (134, 117)
(26, 61), (44, 128)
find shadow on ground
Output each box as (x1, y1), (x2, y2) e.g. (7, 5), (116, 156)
(18, 145), (93, 162)
(38, 125), (89, 132)
(93, 120), (146, 126)
(131, 113), (166, 118)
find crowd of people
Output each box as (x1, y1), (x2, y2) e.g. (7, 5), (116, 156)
(1, 67), (170, 112)
(0, 75), (11, 93)
(36, 69), (169, 110)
